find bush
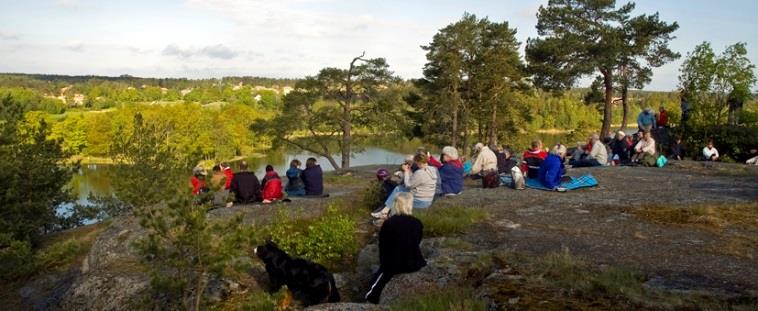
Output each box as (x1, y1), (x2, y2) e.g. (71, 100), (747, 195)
(267, 203), (358, 269)
(415, 206), (488, 237)
(0, 234), (36, 281)
(680, 125), (758, 161)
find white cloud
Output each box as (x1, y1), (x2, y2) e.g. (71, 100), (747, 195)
(162, 43), (239, 60)
(200, 44), (238, 59)
(63, 40), (85, 52)
(0, 31), (18, 40)
(56, 0), (79, 7)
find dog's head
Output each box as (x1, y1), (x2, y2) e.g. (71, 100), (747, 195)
(254, 239), (286, 263)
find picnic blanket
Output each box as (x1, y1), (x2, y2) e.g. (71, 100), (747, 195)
(525, 174), (598, 191)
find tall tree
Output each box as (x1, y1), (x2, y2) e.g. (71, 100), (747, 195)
(526, 0), (679, 136)
(679, 42), (756, 126)
(417, 13), (524, 149)
(252, 53), (406, 170)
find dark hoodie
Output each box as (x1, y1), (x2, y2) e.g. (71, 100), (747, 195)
(301, 164), (324, 195)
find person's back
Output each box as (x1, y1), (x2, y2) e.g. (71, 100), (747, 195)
(222, 164), (234, 190)
(302, 158), (324, 195)
(230, 161), (261, 203)
(521, 149), (548, 179)
(538, 153), (565, 190)
(379, 214), (426, 274)
(261, 167), (284, 202)
(589, 140), (608, 165)
(406, 165), (437, 202)
(438, 159), (464, 195)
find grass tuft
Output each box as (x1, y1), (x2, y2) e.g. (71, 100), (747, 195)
(390, 287), (487, 311)
(415, 206), (488, 237)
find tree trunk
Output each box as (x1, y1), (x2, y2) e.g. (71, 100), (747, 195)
(462, 109), (470, 157)
(601, 70), (614, 138)
(341, 113), (351, 170)
(620, 84), (629, 131)
(451, 84), (459, 148)
(489, 100), (497, 146)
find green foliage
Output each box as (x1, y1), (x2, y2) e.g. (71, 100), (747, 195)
(415, 13), (526, 147)
(266, 203), (358, 269)
(390, 287), (487, 311)
(0, 234), (36, 281)
(252, 54), (408, 170)
(0, 95), (73, 244)
(679, 41), (757, 126)
(415, 206), (488, 237)
(679, 124), (758, 161)
(527, 0), (679, 135)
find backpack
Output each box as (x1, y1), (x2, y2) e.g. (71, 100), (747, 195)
(482, 171), (500, 188)
(656, 155), (668, 168)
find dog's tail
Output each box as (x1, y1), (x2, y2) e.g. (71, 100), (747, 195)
(327, 274), (341, 303)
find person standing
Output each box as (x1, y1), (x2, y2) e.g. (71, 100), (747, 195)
(657, 106), (669, 128)
(365, 192), (426, 304)
(230, 161), (261, 203)
(637, 108), (656, 132)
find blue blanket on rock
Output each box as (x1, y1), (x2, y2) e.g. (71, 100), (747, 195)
(525, 174), (598, 191)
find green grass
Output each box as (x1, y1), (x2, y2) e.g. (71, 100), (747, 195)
(390, 287), (487, 311)
(415, 206), (488, 237)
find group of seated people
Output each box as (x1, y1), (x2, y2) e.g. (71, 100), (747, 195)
(189, 158), (325, 207)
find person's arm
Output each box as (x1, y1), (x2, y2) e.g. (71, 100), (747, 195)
(428, 155), (442, 168)
(403, 168), (413, 188)
(589, 142), (601, 159)
(254, 177), (262, 202)
(702, 147), (709, 159)
(471, 154), (483, 175)
(643, 140), (656, 155)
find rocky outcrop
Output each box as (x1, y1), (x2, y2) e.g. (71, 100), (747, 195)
(59, 217), (149, 310)
(304, 302), (388, 311)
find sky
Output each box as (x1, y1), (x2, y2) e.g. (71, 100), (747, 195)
(0, 0), (756, 91)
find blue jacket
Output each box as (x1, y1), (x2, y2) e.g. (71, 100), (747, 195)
(285, 167), (305, 192)
(301, 165), (324, 195)
(538, 154), (565, 190)
(438, 162), (464, 195)
(637, 111), (656, 128)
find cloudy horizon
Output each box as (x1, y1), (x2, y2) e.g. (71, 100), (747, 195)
(1, 0), (756, 91)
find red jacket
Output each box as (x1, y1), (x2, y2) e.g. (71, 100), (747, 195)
(520, 149), (548, 178)
(261, 172), (284, 201)
(657, 110), (668, 127)
(190, 176), (206, 195)
(223, 167), (234, 190)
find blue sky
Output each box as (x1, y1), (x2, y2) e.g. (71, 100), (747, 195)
(0, 0), (756, 91)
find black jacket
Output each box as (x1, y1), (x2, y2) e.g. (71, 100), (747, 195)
(379, 215), (426, 274)
(496, 152), (517, 174)
(611, 139), (630, 163)
(301, 165), (324, 195)
(230, 171), (261, 203)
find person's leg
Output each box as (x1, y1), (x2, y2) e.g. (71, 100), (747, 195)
(365, 268), (394, 304)
(413, 198), (433, 209)
(373, 186), (407, 217)
(499, 174), (513, 187)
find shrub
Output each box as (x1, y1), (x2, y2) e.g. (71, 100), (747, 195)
(679, 124), (758, 162)
(361, 180), (386, 211)
(0, 234), (36, 281)
(415, 206), (488, 237)
(267, 203), (358, 269)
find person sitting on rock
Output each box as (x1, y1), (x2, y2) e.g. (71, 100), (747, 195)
(746, 148), (758, 165)
(702, 140), (719, 161)
(520, 140), (548, 179)
(230, 161), (261, 203)
(365, 192), (426, 304)
(610, 131), (630, 165)
(538, 144), (567, 191)
(670, 137), (685, 161)
(429, 146), (464, 196)
(374, 168), (398, 207)
(571, 133), (608, 167)
(285, 159), (305, 196)
(190, 166), (208, 196)
(301, 158), (324, 196)
(631, 131), (657, 166)
(371, 154), (438, 219)
(261, 165), (284, 203)
(470, 143), (499, 188)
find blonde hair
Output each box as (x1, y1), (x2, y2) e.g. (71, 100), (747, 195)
(393, 192), (414, 216)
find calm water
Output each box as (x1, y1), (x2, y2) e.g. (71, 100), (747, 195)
(66, 134), (571, 206)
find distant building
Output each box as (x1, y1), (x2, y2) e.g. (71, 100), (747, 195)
(180, 88), (193, 97)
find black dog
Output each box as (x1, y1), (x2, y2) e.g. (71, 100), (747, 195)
(254, 240), (340, 306)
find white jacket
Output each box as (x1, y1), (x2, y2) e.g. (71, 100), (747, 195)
(471, 146), (498, 174)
